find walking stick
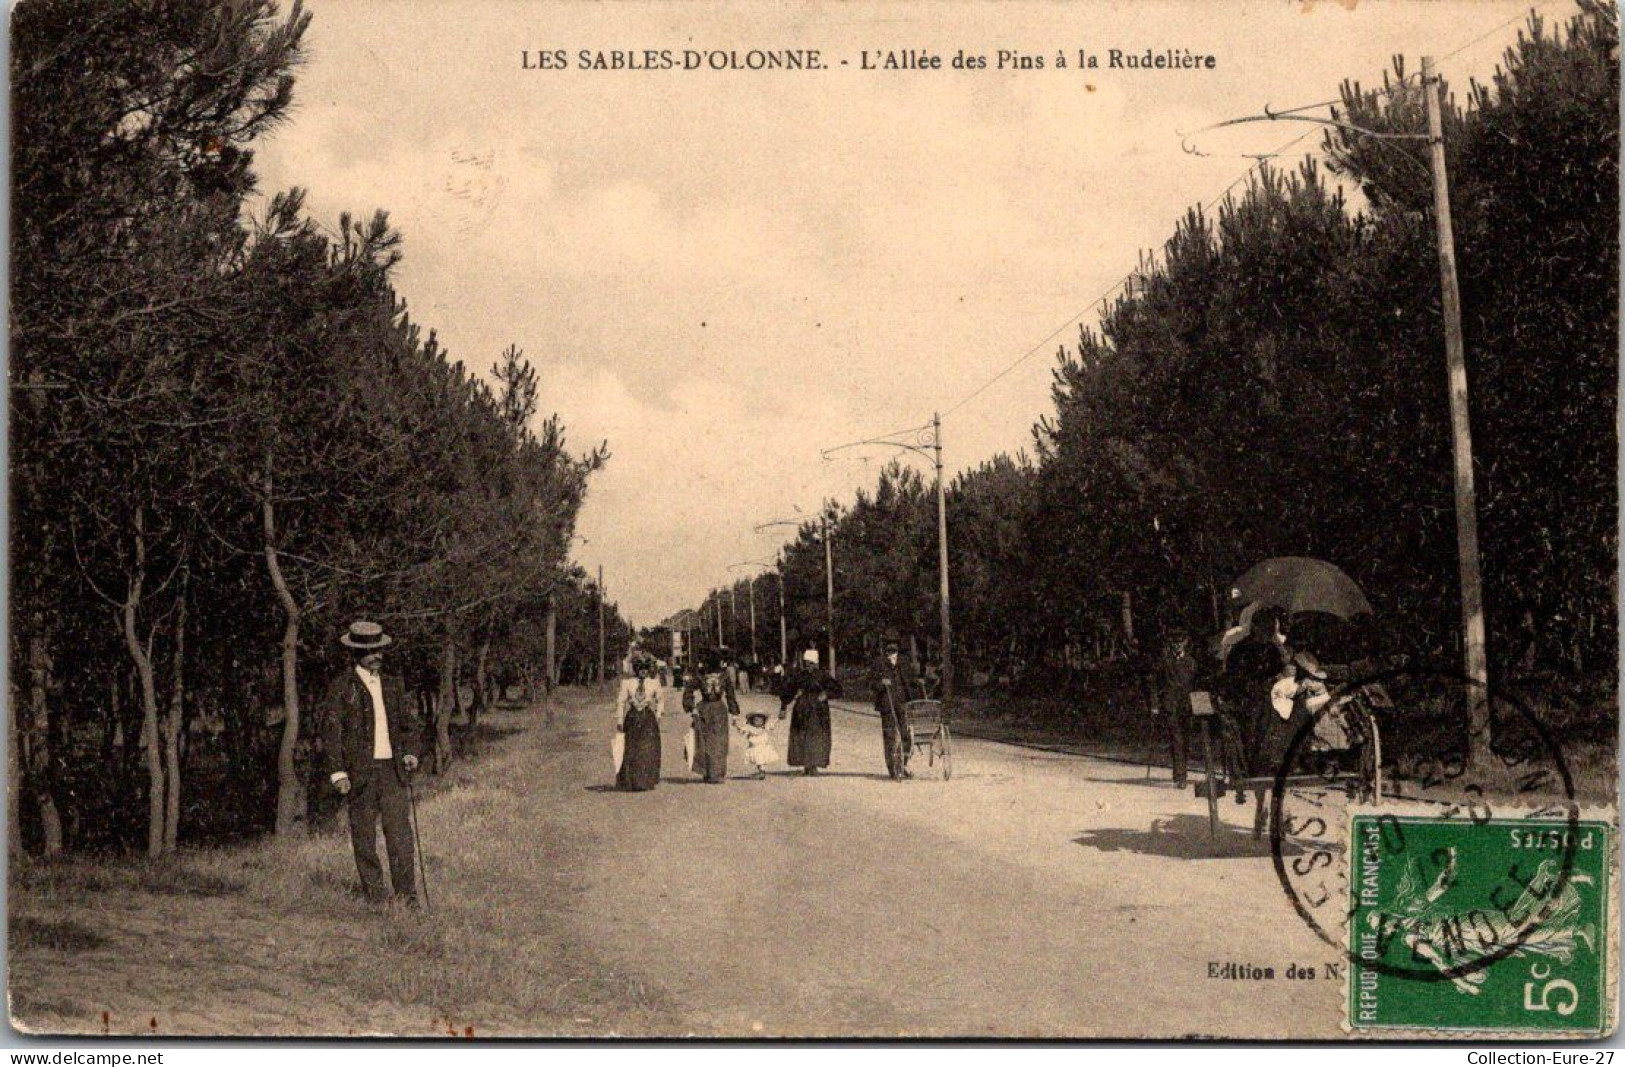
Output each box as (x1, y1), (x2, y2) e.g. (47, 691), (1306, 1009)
(406, 771), (431, 913)
(885, 683), (906, 779)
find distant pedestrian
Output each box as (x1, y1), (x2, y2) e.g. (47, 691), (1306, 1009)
(684, 648), (738, 783)
(780, 649), (838, 775)
(1155, 629), (1199, 787)
(870, 635), (915, 779)
(322, 620), (424, 909)
(615, 653), (664, 791)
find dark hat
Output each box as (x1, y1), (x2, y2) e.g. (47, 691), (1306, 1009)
(340, 620), (392, 650)
(745, 711), (769, 727)
(882, 632), (901, 650)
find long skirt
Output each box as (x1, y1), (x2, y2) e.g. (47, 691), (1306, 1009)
(787, 695), (831, 769)
(616, 705), (661, 791)
(691, 700), (730, 782)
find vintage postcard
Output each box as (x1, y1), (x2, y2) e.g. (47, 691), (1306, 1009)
(8, 0), (1619, 1041)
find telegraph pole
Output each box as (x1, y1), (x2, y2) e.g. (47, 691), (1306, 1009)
(822, 514), (836, 676)
(820, 420), (953, 701)
(932, 413), (954, 702)
(727, 559), (776, 667)
(1202, 61), (1490, 765)
(1423, 55), (1489, 761)
(746, 579), (758, 662)
(754, 514), (836, 672)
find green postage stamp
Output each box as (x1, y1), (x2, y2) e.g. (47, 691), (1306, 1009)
(1348, 815), (1613, 1034)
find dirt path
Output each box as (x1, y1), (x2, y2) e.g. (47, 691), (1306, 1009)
(559, 687), (1349, 1037)
(11, 685), (1367, 1037)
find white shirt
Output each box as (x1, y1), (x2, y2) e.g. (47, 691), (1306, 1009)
(356, 664), (392, 760)
(616, 675), (664, 726)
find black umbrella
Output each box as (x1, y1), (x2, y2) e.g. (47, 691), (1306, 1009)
(1230, 556), (1373, 621)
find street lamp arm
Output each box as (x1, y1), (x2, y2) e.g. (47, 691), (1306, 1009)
(1202, 108), (1430, 143)
(1186, 106), (1433, 182)
(820, 422), (938, 465)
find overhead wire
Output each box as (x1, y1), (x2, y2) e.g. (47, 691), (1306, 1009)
(935, 1), (1557, 420)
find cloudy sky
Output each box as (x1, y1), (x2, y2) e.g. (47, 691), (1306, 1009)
(253, 0), (1549, 625)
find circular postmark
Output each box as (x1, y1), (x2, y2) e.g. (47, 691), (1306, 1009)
(1267, 664), (1580, 983)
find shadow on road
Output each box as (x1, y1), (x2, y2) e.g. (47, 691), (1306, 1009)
(1078, 774), (1204, 792)
(1072, 814), (1300, 861)
(767, 770), (899, 781)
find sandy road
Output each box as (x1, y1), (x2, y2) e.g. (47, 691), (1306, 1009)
(10, 684), (1370, 1037)
(564, 684), (1351, 1037)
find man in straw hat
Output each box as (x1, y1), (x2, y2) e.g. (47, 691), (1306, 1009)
(322, 620), (425, 908)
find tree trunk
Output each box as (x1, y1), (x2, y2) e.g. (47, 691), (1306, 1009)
(120, 516), (165, 858)
(261, 465), (306, 835)
(434, 634), (456, 772)
(25, 630), (62, 856)
(161, 575), (188, 854)
(544, 599), (557, 691)
(470, 631), (491, 735)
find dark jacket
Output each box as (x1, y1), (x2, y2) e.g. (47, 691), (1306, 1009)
(1157, 644), (1199, 718)
(682, 668), (740, 716)
(320, 665), (425, 782)
(869, 654), (919, 711)
(778, 665), (839, 711)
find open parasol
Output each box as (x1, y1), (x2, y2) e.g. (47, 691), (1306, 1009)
(1230, 556), (1373, 620)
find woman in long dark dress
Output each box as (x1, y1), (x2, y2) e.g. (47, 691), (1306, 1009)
(683, 650), (737, 783)
(616, 654), (664, 791)
(780, 649), (839, 776)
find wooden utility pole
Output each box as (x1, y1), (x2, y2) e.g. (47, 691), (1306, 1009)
(1423, 55), (1490, 762)
(746, 578), (758, 662)
(932, 412), (954, 702)
(822, 514), (837, 676)
(597, 564), (606, 685)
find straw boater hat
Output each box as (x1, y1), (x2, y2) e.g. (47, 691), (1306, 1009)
(801, 649), (819, 665)
(340, 619), (392, 650)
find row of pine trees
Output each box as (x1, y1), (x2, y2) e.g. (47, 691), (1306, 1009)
(11, 0), (629, 856)
(696, 4), (1617, 701)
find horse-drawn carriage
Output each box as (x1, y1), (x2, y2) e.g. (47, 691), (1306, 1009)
(1188, 557), (1389, 844)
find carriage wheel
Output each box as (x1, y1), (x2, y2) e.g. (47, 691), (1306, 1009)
(940, 726), (952, 780)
